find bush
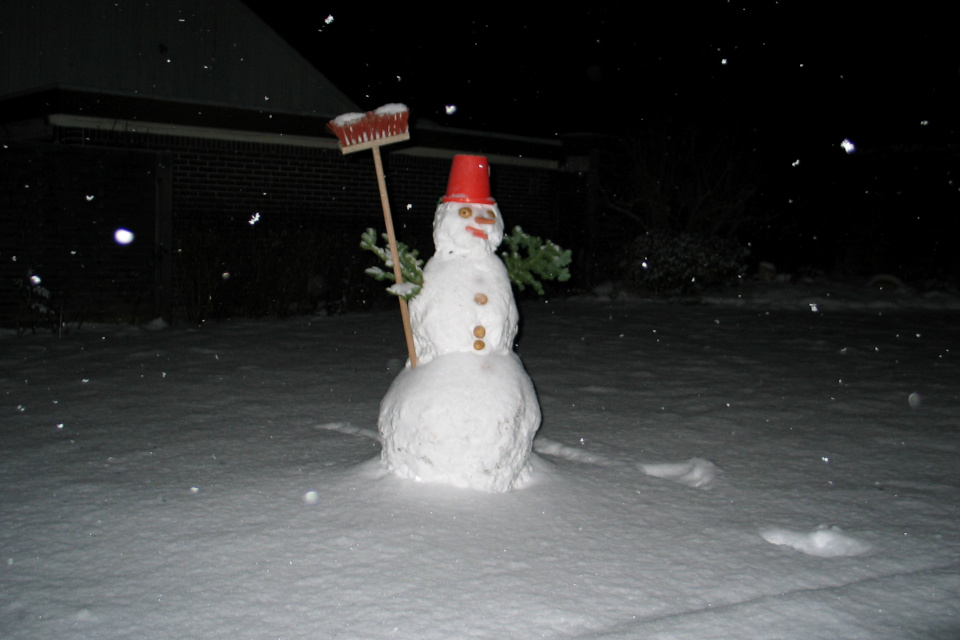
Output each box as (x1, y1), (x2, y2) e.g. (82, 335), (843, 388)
(622, 230), (748, 295)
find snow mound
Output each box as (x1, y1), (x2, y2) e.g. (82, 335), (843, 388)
(314, 421), (380, 441)
(760, 525), (872, 557)
(533, 437), (620, 466)
(638, 457), (721, 488)
(532, 441), (721, 490)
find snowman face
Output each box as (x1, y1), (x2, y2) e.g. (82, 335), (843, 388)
(432, 201), (505, 256)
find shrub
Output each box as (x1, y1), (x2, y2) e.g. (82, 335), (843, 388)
(622, 229), (748, 295)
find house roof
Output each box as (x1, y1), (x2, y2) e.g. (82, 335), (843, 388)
(0, 0), (359, 117)
(0, 0), (564, 168)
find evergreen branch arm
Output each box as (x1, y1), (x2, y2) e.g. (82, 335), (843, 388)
(360, 228), (423, 300)
(499, 226), (572, 295)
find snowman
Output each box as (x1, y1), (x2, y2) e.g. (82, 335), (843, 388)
(378, 155), (541, 492)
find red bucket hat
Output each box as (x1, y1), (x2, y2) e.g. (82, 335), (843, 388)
(441, 155), (496, 204)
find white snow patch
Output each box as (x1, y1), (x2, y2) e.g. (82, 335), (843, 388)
(374, 102), (408, 116)
(533, 437), (620, 466)
(760, 525), (872, 557)
(314, 421), (379, 441)
(386, 281), (418, 297)
(638, 458), (721, 488)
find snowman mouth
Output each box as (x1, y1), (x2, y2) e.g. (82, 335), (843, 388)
(466, 226), (489, 239)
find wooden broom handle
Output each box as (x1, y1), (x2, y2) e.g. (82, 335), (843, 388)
(371, 146), (418, 368)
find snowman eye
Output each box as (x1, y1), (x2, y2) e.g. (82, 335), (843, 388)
(486, 210), (496, 219)
(459, 207), (473, 218)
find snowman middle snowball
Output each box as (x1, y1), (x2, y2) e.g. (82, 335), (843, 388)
(410, 201), (517, 365)
(377, 158), (541, 492)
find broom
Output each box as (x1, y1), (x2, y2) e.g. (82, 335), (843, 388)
(327, 104), (417, 368)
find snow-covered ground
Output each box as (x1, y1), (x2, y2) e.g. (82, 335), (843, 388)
(2, 278), (959, 639)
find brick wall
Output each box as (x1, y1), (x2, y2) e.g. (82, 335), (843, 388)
(2, 126), (564, 323)
(57, 126), (558, 244)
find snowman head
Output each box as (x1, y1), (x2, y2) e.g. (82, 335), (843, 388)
(432, 201), (505, 257)
(432, 155), (505, 257)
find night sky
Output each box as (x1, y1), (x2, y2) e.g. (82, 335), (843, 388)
(244, 2), (959, 277)
(245, 3), (957, 143)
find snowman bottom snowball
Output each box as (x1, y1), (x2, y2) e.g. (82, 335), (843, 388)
(378, 351), (541, 493)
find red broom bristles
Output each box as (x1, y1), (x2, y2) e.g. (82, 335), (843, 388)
(327, 103), (409, 148)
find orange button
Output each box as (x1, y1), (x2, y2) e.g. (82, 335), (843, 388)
(473, 339), (485, 350)
(473, 326), (486, 338)
(474, 293), (488, 305)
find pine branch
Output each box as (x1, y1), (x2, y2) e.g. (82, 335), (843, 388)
(360, 228), (423, 300)
(499, 226), (572, 295)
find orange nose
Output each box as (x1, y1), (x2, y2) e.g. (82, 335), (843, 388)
(475, 216), (496, 225)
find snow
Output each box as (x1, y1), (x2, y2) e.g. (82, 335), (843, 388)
(385, 281), (417, 298)
(374, 103), (408, 116)
(2, 278), (959, 639)
(759, 525), (872, 558)
(378, 351), (540, 492)
(638, 457), (721, 489)
(330, 111), (365, 126)
(408, 203), (514, 366)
